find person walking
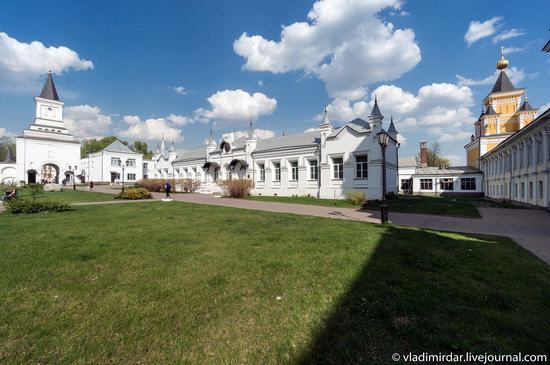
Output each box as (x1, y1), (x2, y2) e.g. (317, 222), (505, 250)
(89, 181), (94, 191)
(165, 181), (172, 198)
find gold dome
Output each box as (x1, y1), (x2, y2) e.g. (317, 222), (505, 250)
(496, 46), (508, 70)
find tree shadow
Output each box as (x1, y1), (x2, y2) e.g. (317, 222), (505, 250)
(297, 225), (550, 364)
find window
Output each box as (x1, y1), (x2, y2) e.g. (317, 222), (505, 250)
(420, 179), (433, 190)
(439, 178), (454, 190)
(461, 178), (476, 191)
(258, 163), (265, 181)
(400, 179), (412, 191)
(273, 162), (281, 181)
(290, 161), (298, 180)
(111, 157), (121, 167)
(521, 182), (525, 198)
(332, 157), (343, 179)
(143, 163), (148, 169)
(127, 159), (136, 167)
(309, 160), (318, 180)
(355, 155), (368, 179)
(529, 182), (533, 199)
(213, 168), (219, 182)
(537, 139), (543, 164)
(127, 173), (136, 180)
(515, 183), (518, 197)
(539, 181), (544, 199)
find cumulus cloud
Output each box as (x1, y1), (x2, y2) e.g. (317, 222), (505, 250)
(445, 154), (465, 166)
(0, 32), (93, 93)
(456, 66), (526, 87)
(536, 102), (550, 117)
(464, 17), (502, 47)
(122, 115), (141, 125)
(233, 128), (276, 140)
(318, 82), (475, 143)
(492, 29), (525, 44)
(64, 105), (112, 140)
(173, 86), (188, 95)
(119, 118), (184, 142)
(166, 113), (193, 126)
(502, 46), (525, 54)
(233, 0), (421, 98)
(195, 89), (277, 125)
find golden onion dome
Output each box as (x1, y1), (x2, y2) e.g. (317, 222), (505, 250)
(496, 46), (508, 70)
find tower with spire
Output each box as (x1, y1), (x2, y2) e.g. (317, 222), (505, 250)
(368, 95), (384, 131)
(387, 116), (398, 140)
(465, 48), (538, 168)
(319, 108), (333, 146)
(168, 141), (177, 162)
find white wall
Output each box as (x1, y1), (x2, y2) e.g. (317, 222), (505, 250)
(411, 174), (483, 194)
(80, 151), (143, 184)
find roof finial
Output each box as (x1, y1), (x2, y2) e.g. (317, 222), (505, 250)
(282, 129), (285, 136)
(320, 107), (330, 126)
(496, 46), (509, 70)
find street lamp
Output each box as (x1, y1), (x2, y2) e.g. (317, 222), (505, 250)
(118, 159), (128, 192)
(377, 131), (390, 223)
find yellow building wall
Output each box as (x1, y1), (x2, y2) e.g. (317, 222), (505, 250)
(501, 117), (519, 133)
(486, 142), (499, 152)
(467, 146), (479, 168)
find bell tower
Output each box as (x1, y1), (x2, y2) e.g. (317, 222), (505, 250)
(34, 71), (64, 129)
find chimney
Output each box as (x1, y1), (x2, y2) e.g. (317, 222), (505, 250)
(420, 141), (428, 167)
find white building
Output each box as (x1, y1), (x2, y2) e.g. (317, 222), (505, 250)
(0, 147), (17, 184)
(170, 100), (399, 200)
(481, 108), (550, 208)
(14, 72), (82, 185)
(80, 140), (143, 184)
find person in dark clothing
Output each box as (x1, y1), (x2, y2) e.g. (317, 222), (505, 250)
(89, 181), (94, 191)
(165, 181), (172, 198)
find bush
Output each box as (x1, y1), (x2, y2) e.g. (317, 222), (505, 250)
(217, 179), (253, 198)
(180, 178), (201, 193)
(114, 187), (152, 200)
(385, 191), (397, 200)
(26, 183), (44, 200)
(4, 198), (72, 214)
(345, 191), (366, 205)
(136, 179), (176, 192)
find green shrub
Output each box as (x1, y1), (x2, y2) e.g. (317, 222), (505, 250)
(217, 179), (253, 198)
(4, 198), (72, 214)
(345, 191), (366, 205)
(26, 183), (44, 200)
(136, 179), (176, 192)
(114, 187), (153, 200)
(385, 191), (397, 200)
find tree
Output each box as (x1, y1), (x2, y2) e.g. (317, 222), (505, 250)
(130, 141), (153, 159)
(80, 136), (128, 158)
(0, 136), (16, 162)
(427, 143), (451, 167)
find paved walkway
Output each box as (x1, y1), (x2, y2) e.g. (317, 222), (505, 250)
(15, 185), (550, 265)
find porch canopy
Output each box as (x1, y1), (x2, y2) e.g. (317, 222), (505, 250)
(202, 161), (220, 170)
(229, 159), (248, 170)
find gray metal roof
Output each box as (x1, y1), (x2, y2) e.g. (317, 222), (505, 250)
(414, 166), (481, 175)
(102, 140), (137, 154)
(370, 97), (382, 117)
(387, 118), (397, 133)
(1, 146), (15, 163)
(254, 131), (320, 153)
(173, 148), (206, 162)
(39, 72), (60, 101)
(491, 70), (515, 93)
(399, 156), (418, 168)
(328, 118), (371, 138)
(485, 105), (498, 115)
(519, 99), (536, 111)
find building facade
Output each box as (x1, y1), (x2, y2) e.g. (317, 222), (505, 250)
(80, 140), (144, 184)
(0, 147), (17, 184)
(481, 108), (550, 208)
(170, 100), (399, 200)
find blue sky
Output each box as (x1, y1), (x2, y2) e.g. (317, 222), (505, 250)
(1, 0), (549, 163)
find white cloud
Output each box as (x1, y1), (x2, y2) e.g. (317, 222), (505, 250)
(464, 17), (502, 47)
(438, 131), (472, 143)
(0, 32), (93, 93)
(195, 89), (277, 125)
(173, 86), (188, 95)
(257, 80), (264, 87)
(456, 66), (526, 87)
(233, 0), (421, 98)
(536, 102), (550, 117)
(166, 113), (194, 126)
(396, 133), (407, 145)
(64, 105), (111, 139)
(502, 46), (525, 54)
(304, 127), (321, 133)
(122, 115), (141, 125)
(119, 118), (184, 142)
(233, 128), (276, 140)
(445, 154), (465, 166)
(492, 29), (525, 44)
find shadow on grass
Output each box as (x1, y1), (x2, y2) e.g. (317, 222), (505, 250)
(297, 225), (550, 364)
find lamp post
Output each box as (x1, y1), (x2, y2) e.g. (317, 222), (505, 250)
(377, 131), (390, 223)
(118, 159), (128, 192)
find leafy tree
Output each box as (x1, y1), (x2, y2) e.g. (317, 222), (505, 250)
(130, 141), (153, 159)
(427, 143), (451, 167)
(80, 136), (128, 158)
(0, 136), (16, 162)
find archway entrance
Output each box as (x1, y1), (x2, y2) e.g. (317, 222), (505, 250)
(41, 164), (59, 184)
(27, 170), (37, 184)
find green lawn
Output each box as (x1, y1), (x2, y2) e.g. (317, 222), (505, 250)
(0, 203), (549, 364)
(248, 195), (361, 208)
(15, 188), (114, 203)
(366, 195), (522, 218)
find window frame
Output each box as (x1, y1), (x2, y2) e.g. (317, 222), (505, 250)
(355, 154), (368, 179)
(420, 178), (433, 190)
(309, 159), (318, 180)
(258, 163), (265, 182)
(332, 157), (343, 180)
(273, 162), (281, 181)
(289, 161), (298, 181)
(460, 177), (476, 191)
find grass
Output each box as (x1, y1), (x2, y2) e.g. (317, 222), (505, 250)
(15, 188), (114, 203)
(248, 195), (361, 208)
(366, 195), (522, 218)
(0, 202), (549, 363)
